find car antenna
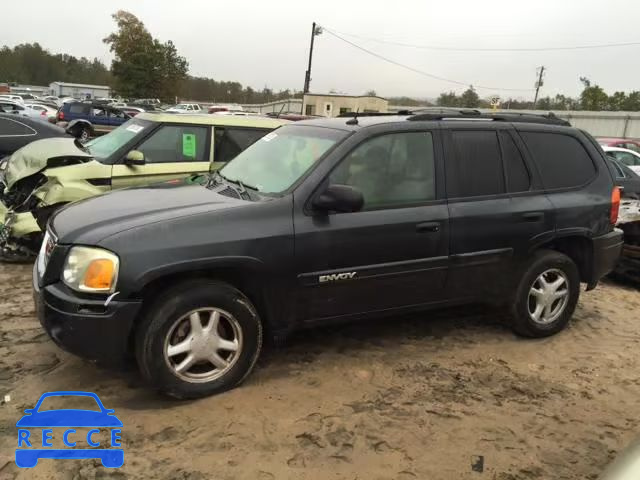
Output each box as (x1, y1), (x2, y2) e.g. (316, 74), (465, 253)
(346, 108), (359, 125)
(275, 103), (286, 118)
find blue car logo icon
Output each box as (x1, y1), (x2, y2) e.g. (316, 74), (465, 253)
(16, 391), (123, 468)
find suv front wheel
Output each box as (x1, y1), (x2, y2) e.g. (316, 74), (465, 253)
(510, 250), (580, 337)
(135, 280), (263, 399)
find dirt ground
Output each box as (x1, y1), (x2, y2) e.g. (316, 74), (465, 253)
(1, 262), (639, 480)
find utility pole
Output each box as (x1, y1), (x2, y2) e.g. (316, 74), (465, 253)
(303, 23), (322, 94)
(533, 66), (545, 109)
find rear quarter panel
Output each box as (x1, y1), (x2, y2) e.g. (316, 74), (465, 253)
(516, 126), (614, 239)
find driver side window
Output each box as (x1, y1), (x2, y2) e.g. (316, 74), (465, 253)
(329, 131), (436, 210)
(136, 125), (208, 163)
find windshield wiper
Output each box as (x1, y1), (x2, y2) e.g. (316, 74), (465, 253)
(214, 172), (259, 199)
(206, 171), (223, 189)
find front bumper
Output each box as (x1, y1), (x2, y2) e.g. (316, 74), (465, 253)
(33, 264), (142, 364)
(589, 229), (625, 285)
(0, 201), (40, 245)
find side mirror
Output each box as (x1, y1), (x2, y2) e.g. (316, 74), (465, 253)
(312, 184), (364, 214)
(124, 150), (145, 166)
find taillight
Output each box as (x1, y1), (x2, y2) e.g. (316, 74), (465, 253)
(57, 111), (64, 120)
(610, 186), (621, 225)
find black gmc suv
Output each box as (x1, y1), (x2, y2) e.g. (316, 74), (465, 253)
(34, 111), (623, 398)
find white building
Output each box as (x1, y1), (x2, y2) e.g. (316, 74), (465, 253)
(303, 93), (389, 117)
(49, 82), (111, 100)
(9, 84), (49, 96)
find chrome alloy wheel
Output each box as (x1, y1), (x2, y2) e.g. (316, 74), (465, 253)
(527, 268), (570, 325)
(163, 308), (242, 383)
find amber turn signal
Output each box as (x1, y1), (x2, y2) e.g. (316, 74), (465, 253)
(83, 259), (116, 291)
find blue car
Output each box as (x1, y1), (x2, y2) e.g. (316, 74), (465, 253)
(56, 102), (131, 141)
(16, 391), (123, 468)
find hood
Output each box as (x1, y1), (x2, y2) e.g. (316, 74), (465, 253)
(4, 137), (92, 189)
(52, 181), (248, 244)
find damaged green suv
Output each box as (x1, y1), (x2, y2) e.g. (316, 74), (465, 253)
(0, 113), (287, 260)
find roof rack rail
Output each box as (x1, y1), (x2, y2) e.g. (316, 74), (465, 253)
(407, 111), (570, 126)
(337, 111), (414, 118)
(408, 107), (482, 115)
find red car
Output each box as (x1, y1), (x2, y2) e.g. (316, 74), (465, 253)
(597, 137), (640, 153)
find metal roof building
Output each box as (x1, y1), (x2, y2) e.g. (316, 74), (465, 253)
(49, 82), (111, 99)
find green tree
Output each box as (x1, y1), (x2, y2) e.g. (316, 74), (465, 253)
(364, 89), (377, 96)
(460, 86), (480, 108)
(608, 91), (627, 111)
(536, 97), (552, 110)
(103, 10), (187, 100)
(0, 43), (111, 86)
(437, 91), (459, 107)
(579, 77), (608, 111)
(621, 91), (640, 111)
(552, 94), (573, 110)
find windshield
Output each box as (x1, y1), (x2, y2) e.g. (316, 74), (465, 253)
(170, 104), (188, 110)
(219, 125), (346, 194)
(84, 118), (153, 162)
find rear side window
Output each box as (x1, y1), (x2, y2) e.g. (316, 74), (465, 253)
(69, 104), (88, 114)
(499, 132), (530, 192)
(448, 130), (505, 198)
(215, 127), (270, 163)
(0, 117), (36, 136)
(520, 132), (596, 189)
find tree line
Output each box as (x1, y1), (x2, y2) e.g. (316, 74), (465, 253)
(0, 11), (298, 104)
(3, 10), (640, 111)
(435, 79), (640, 111)
(0, 43), (112, 87)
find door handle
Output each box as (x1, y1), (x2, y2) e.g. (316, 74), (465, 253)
(416, 221), (440, 233)
(522, 212), (544, 222)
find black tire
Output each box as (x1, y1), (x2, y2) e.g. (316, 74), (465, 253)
(510, 249), (580, 338)
(135, 280), (263, 399)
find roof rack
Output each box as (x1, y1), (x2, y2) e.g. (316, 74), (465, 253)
(337, 111), (414, 118)
(407, 110), (570, 126)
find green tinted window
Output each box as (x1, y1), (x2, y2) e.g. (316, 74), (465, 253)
(84, 119), (152, 162)
(137, 125), (208, 163)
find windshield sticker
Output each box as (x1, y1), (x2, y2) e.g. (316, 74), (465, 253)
(262, 132), (277, 142)
(125, 124), (144, 133)
(182, 133), (196, 158)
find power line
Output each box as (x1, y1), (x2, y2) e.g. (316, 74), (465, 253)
(326, 27), (640, 52)
(321, 27), (534, 92)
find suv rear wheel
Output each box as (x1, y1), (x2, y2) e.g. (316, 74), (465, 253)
(510, 250), (580, 337)
(135, 280), (262, 399)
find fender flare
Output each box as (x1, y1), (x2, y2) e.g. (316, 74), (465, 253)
(130, 256), (267, 293)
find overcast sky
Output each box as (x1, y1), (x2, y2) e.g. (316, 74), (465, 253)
(3, 0), (639, 100)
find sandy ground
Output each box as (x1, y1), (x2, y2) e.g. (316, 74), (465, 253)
(1, 262), (639, 480)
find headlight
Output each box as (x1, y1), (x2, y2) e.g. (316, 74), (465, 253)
(62, 246), (119, 293)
